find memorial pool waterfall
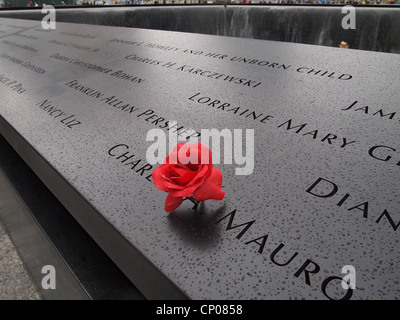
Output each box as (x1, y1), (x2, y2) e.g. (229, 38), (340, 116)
(0, 5), (399, 53)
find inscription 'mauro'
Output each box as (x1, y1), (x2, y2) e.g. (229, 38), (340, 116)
(216, 208), (353, 300)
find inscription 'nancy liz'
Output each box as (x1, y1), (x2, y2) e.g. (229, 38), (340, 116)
(35, 99), (81, 128)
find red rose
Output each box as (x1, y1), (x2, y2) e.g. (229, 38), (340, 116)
(152, 142), (225, 212)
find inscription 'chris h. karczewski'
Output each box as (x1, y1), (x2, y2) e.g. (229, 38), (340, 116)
(125, 54), (262, 88)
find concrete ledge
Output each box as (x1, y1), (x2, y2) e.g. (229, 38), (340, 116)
(0, 116), (185, 300)
(0, 219), (41, 300)
(0, 133), (147, 300)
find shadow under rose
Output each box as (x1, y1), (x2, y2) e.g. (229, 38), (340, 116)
(167, 201), (226, 249)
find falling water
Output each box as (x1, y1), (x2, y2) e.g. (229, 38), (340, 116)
(0, 5), (399, 53)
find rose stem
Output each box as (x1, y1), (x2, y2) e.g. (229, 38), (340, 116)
(186, 197), (200, 211)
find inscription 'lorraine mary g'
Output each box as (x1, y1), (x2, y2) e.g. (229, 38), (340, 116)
(0, 18), (399, 300)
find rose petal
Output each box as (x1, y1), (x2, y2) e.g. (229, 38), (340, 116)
(152, 165), (185, 191)
(170, 170), (206, 196)
(193, 168), (225, 202)
(153, 142), (222, 210)
(177, 144), (200, 171)
(180, 143), (212, 165)
(184, 164), (211, 187)
(165, 193), (183, 212)
(169, 186), (195, 198)
(162, 180), (186, 190)
(170, 166), (190, 177)
(169, 164), (214, 197)
(171, 170), (198, 185)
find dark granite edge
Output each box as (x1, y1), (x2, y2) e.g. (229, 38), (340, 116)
(0, 169), (90, 300)
(0, 115), (187, 300)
